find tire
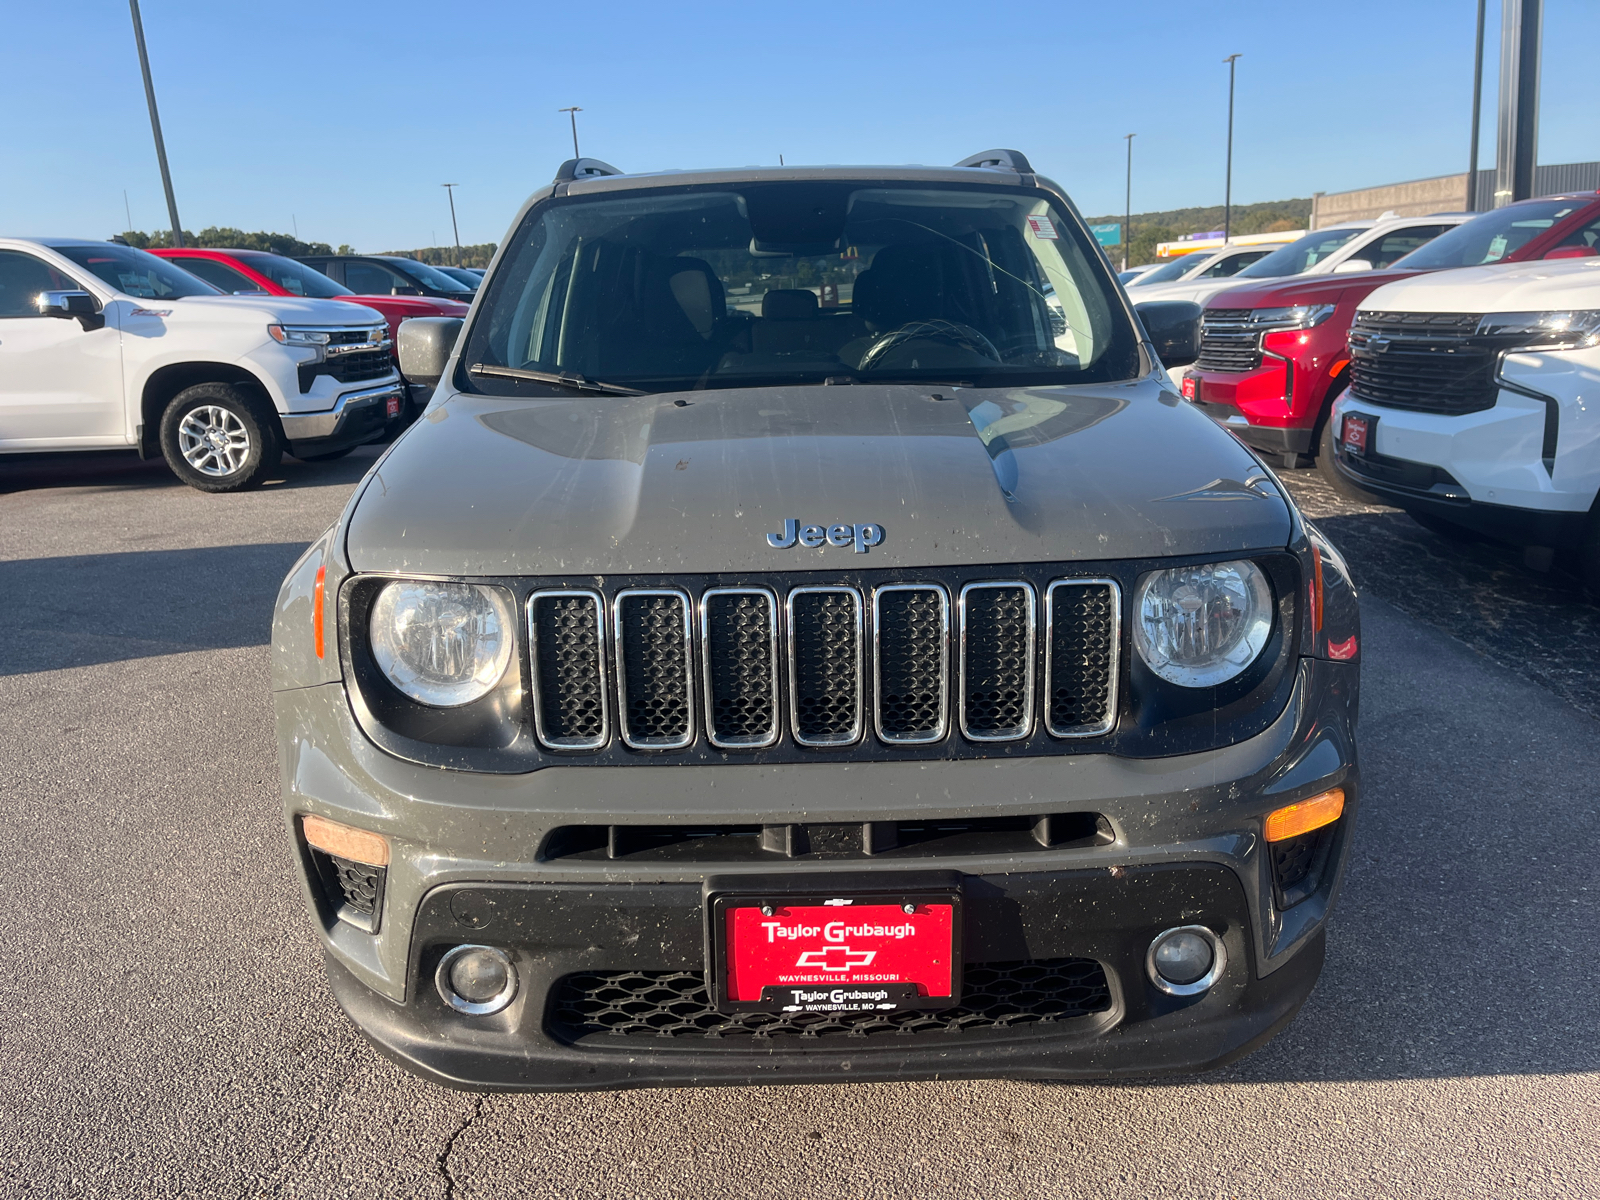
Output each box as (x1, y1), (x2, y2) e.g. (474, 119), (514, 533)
(1407, 510), (1481, 543)
(1578, 510), (1600, 598)
(158, 382), (283, 493)
(1315, 408), (1384, 505)
(297, 446), (356, 462)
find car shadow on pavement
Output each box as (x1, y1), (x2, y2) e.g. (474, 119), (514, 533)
(0, 542), (311, 676)
(0, 446), (383, 496)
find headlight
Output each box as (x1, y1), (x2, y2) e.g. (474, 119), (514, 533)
(369, 581), (515, 707)
(267, 324), (332, 346)
(1133, 560), (1274, 687)
(1476, 309), (1600, 351)
(1248, 304), (1336, 330)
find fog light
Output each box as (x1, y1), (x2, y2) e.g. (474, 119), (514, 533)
(1146, 925), (1226, 996)
(435, 945), (518, 1015)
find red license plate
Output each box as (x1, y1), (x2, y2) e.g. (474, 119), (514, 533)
(714, 894), (960, 1013)
(386, 395), (402, 418)
(1341, 413), (1369, 454)
(1181, 373), (1199, 400)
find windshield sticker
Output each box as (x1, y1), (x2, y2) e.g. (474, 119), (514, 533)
(1486, 235), (1508, 261)
(1026, 215), (1059, 240)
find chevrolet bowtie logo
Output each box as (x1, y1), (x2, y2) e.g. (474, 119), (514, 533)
(794, 946), (878, 971)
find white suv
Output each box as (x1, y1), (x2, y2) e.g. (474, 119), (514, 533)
(1331, 257), (1600, 583)
(0, 238), (404, 491)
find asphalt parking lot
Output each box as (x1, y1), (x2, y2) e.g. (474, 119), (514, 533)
(2, 449), (1597, 1199)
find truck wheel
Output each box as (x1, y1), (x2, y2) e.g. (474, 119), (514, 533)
(159, 382), (283, 493)
(1315, 408), (1383, 505)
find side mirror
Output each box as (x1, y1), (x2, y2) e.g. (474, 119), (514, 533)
(36, 290), (105, 331)
(1133, 300), (1201, 370)
(1544, 245), (1598, 260)
(397, 316), (464, 387)
(1333, 259), (1374, 274)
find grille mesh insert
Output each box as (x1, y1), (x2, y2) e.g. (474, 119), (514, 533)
(548, 958), (1111, 1043)
(1349, 311), (1500, 415)
(616, 592), (691, 746)
(703, 591), (777, 745)
(789, 590), (860, 744)
(875, 587), (947, 742)
(962, 585), (1033, 739)
(1046, 582), (1117, 735)
(531, 593), (605, 747)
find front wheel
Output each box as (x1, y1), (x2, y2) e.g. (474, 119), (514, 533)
(159, 382), (283, 493)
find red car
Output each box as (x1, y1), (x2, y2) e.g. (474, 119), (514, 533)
(1181, 193), (1600, 488)
(150, 247), (469, 418)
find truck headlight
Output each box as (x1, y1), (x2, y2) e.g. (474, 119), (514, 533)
(1476, 309), (1600, 351)
(369, 581), (514, 706)
(1133, 560), (1273, 687)
(1249, 304), (1336, 330)
(267, 324), (332, 346)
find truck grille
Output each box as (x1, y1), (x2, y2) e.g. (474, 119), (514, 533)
(525, 578), (1120, 754)
(323, 348), (393, 383)
(1195, 309), (1264, 372)
(547, 957), (1112, 1044)
(1348, 311), (1501, 415)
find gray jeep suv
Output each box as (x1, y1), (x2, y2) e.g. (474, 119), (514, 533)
(271, 150), (1360, 1092)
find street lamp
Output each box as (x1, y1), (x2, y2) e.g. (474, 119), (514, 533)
(1223, 53), (1241, 242)
(1123, 133), (1136, 272)
(1466, 0), (1487, 210)
(128, 0), (183, 248)
(558, 106), (582, 159)
(442, 183), (462, 266)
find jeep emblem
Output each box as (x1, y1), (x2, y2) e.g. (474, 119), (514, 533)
(766, 519), (885, 553)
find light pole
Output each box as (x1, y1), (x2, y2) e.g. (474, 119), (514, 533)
(1123, 133), (1135, 271)
(128, 0), (183, 248)
(1466, 0), (1487, 210)
(1223, 53), (1241, 242)
(442, 183), (462, 265)
(558, 106), (582, 159)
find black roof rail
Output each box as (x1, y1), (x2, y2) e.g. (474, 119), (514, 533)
(954, 149), (1034, 174)
(553, 158), (624, 183)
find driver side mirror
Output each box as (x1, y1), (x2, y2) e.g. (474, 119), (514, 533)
(36, 290), (105, 331)
(1333, 259), (1374, 274)
(1133, 300), (1201, 370)
(397, 316), (464, 387)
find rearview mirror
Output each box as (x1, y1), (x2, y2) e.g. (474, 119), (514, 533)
(1133, 300), (1201, 370)
(36, 290), (105, 331)
(1333, 259), (1374, 274)
(397, 316), (464, 387)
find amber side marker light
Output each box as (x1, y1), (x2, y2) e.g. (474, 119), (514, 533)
(302, 814), (389, 867)
(1264, 788), (1345, 843)
(312, 563), (327, 659)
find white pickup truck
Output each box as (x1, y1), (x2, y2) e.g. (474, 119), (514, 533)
(0, 238), (404, 491)
(1330, 256), (1600, 586)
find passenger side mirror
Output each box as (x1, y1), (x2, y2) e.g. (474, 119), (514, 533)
(36, 290), (105, 331)
(1332, 259), (1374, 274)
(1133, 300), (1201, 370)
(397, 316), (464, 387)
(1543, 245), (1598, 260)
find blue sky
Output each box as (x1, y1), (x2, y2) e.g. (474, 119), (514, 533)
(3, 1), (1596, 250)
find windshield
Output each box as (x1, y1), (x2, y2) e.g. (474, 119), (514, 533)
(389, 258), (476, 293)
(1131, 254), (1205, 285)
(55, 244), (220, 299)
(234, 252), (351, 298)
(1235, 227), (1364, 278)
(1389, 200), (1579, 268)
(436, 266), (482, 288)
(461, 182), (1139, 394)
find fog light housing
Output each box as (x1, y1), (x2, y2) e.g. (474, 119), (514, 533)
(1146, 925), (1226, 996)
(435, 945), (518, 1015)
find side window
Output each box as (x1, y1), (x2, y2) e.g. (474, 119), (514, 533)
(1555, 215), (1600, 251)
(1366, 225), (1450, 269)
(170, 256), (261, 293)
(1198, 249), (1268, 278)
(0, 250), (83, 317)
(345, 261), (404, 294)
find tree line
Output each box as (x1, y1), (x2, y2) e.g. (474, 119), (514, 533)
(1082, 198), (1313, 266)
(119, 229), (500, 267)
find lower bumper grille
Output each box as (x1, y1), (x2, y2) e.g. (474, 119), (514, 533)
(548, 957), (1112, 1043)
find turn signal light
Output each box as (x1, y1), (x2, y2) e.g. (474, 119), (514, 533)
(1264, 788), (1344, 843)
(312, 563), (327, 659)
(302, 814), (390, 866)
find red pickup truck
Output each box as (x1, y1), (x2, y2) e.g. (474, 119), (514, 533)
(1181, 193), (1600, 489)
(151, 247), (469, 420)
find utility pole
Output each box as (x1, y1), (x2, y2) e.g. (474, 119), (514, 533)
(558, 107), (582, 159)
(442, 183), (462, 265)
(1466, 0), (1487, 210)
(1223, 54), (1241, 242)
(128, 0), (183, 248)
(1123, 133), (1135, 271)
(1494, 0), (1542, 206)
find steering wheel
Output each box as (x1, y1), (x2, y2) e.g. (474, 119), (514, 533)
(857, 319), (1002, 372)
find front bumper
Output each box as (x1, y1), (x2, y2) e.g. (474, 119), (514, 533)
(1188, 362), (1319, 457)
(276, 653), (1359, 1090)
(279, 380), (403, 458)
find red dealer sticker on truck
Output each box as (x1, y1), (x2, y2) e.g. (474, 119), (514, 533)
(720, 900), (957, 1012)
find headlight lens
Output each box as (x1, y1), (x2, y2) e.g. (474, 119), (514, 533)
(1476, 309), (1600, 351)
(1133, 560), (1274, 687)
(267, 324), (331, 346)
(369, 581), (514, 707)
(1248, 304), (1336, 330)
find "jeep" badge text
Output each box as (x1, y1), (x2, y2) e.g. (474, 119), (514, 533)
(766, 519), (886, 553)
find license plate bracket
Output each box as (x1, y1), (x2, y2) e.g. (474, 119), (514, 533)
(1341, 412), (1373, 456)
(707, 888), (963, 1015)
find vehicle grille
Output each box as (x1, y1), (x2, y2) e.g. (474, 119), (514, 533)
(524, 578), (1121, 754)
(1195, 308), (1264, 372)
(324, 348), (393, 383)
(309, 848), (386, 932)
(547, 958), (1112, 1044)
(1348, 311), (1501, 415)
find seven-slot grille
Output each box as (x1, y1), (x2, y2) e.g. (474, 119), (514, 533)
(1194, 309), (1265, 372)
(526, 579), (1120, 754)
(1348, 310), (1500, 415)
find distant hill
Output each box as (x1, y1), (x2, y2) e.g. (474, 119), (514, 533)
(383, 244), (498, 269)
(1081, 198), (1313, 266)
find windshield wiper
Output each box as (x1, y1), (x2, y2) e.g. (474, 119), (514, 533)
(468, 363), (648, 396)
